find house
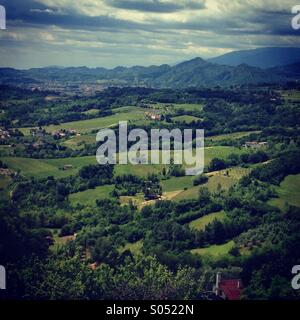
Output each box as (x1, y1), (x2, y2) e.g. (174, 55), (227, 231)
(89, 262), (98, 271)
(244, 141), (268, 149)
(63, 164), (73, 170)
(258, 141), (268, 147)
(145, 112), (162, 121)
(52, 129), (77, 139)
(0, 128), (11, 140)
(213, 272), (243, 300)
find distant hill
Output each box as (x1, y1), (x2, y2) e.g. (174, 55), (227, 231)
(1, 53), (300, 88)
(208, 47), (300, 69)
(150, 58), (284, 88)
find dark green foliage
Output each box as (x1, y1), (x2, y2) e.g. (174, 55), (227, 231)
(193, 174), (208, 186)
(251, 150), (300, 184)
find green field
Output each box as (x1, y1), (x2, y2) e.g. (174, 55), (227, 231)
(172, 115), (202, 123)
(280, 90), (300, 102)
(1, 156), (97, 179)
(69, 185), (114, 206)
(161, 176), (194, 192)
(112, 106), (147, 114)
(1, 146), (247, 181)
(173, 186), (199, 201)
(189, 211), (227, 231)
(2, 155), (166, 179)
(206, 167), (251, 191)
(114, 163), (165, 177)
(191, 240), (234, 257)
(19, 111), (146, 135)
(82, 109), (99, 116)
(173, 167), (250, 201)
(171, 103), (203, 112)
(204, 146), (246, 166)
(62, 134), (96, 150)
(269, 174), (300, 209)
(208, 131), (261, 142)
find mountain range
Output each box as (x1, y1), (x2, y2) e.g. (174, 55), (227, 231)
(0, 47), (300, 88)
(208, 47), (300, 69)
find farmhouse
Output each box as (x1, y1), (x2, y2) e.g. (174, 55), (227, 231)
(213, 272), (243, 300)
(145, 111), (162, 121)
(63, 164), (73, 170)
(244, 141), (268, 149)
(52, 129), (77, 139)
(0, 128), (10, 140)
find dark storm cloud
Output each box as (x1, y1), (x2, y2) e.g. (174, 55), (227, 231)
(1, 0), (296, 37)
(105, 0), (205, 13)
(2, 0), (144, 31)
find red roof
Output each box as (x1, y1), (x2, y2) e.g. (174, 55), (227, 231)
(219, 279), (243, 300)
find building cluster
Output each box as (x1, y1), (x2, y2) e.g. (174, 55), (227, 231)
(52, 129), (77, 139)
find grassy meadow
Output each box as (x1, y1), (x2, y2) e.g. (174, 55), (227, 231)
(269, 174), (300, 209)
(189, 211), (227, 231)
(69, 185), (114, 206)
(191, 240), (235, 258)
(19, 111), (146, 135)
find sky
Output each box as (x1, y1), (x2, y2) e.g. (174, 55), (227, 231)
(0, 0), (299, 69)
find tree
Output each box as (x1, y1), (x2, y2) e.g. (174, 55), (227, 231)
(208, 158), (226, 171)
(198, 187), (211, 206)
(92, 237), (118, 265)
(193, 174), (208, 186)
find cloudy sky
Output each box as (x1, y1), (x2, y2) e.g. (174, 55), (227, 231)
(0, 0), (299, 69)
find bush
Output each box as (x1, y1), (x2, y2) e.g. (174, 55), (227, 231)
(193, 174), (209, 186)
